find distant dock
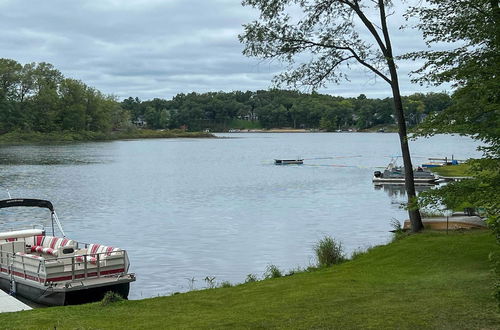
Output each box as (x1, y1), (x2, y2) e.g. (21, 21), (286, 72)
(0, 290), (32, 313)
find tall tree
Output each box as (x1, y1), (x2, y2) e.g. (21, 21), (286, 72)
(405, 0), (500, 151)
(406, 1), (500, 237)
(240, 0), (424, 231)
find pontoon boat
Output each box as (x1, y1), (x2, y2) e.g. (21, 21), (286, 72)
(0, 198), (135, 306)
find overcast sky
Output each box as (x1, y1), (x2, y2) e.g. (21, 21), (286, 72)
(0, 0), (449, 101)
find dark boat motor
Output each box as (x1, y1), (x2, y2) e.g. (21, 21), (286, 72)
(374, 171), (382, 178)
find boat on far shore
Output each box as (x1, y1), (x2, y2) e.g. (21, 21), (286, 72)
(421, 156), (462, 168)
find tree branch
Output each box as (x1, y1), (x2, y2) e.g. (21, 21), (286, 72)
(282, 37), (392, 84)
(341, 0), (388, 55)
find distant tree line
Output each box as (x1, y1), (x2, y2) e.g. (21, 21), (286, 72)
(0, 58), (130, 134)
(1, 58), (452, 134)
(121, 90), (452, 131)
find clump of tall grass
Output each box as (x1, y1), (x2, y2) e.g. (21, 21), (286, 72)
(204, 276), (216, 289)
(285, 266), (306, 276)
(390, 218), (408, 241)
(245, 274), (258, 283)
(218, 281), (233, 288)
(264, 264), (283, 279)
(314, 235), (345, 267)
(100, 291), (124, 306)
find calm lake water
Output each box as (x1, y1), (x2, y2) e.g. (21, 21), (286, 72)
(0, 133), (482, 299)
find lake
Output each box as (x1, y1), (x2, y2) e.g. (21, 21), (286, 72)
(0, 133), (482, 299)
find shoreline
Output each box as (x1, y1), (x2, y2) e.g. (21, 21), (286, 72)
(1, 230), (496, 328)
(223, 126), (398, 133)
(0, 130), (215, 145)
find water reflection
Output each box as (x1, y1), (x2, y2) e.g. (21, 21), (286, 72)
(373, 183), (434, 197)
(0, 144), (111, 165)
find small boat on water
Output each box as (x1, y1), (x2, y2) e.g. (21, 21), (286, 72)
(274, 159), (303, 165)
(0, 198), (135, 306)
(373, 159), (438, 184)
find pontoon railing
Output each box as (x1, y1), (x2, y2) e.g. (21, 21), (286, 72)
(0, 249), (127, 285)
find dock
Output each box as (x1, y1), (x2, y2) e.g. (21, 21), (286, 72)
(0, 290), (32, 313)
(403, 215), (486, 231)
(438, 176), (473, 182)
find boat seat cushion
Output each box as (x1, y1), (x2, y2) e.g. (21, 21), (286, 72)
(87, 244), (121, 257)
(30, 236), (76, 257)
(75, 244), (122, 265)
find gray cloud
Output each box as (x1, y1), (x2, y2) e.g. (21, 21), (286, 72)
(0, 0), (449, 101)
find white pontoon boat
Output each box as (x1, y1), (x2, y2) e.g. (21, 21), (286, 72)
(0, 198), (135, 306)
(373, 159), (438, 185)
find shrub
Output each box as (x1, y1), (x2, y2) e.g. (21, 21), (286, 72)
(204, 276), (216, 289)
(264, 264), (282, 279)
(390, 218), (408, 242)
(219, 281), (232, 288)
(245, 273), (258, 283)
(100, 291), (124, 306)
(314, 235), (345, 267)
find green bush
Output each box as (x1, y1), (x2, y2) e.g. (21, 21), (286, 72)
(314, 236), (345, 267)
(245, 274), (258, 283)
(264, 264), (282, 279)
(100, 291), (124, 306)
(389, 218), (409, 242)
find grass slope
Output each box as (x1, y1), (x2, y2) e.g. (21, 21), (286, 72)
(430, 164), (471, 177)
(1, 231), (498, 329)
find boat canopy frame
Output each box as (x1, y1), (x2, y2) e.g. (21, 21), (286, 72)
(0, 199), (54, 211)
(0, 198), (65, 237)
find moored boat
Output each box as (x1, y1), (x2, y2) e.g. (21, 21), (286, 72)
(373, 159), (438, 184)
(421, 157), (461, 168)
(274, 159), (304, 165)
(0, 198), (135, 306)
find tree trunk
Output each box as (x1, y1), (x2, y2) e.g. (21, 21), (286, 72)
(379, 1), (424, 232)
(389, 73), (424, 232)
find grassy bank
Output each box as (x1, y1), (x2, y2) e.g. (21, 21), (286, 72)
(1, 231), (498, 329)
(0, 129), (214, 144)
(429, 163), (471, 177)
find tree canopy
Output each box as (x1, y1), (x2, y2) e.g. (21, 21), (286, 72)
(407, 1), (499, 248)
(0, 58), (130, 134)
(0, 58), (453, 139)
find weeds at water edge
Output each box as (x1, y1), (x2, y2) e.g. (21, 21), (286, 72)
(264, 264), (283, 279)
(314, 235), (345, 267)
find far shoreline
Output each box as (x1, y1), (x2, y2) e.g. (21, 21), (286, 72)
(0, 126), (400, 145)
(0, 129), (215, 145)
(220, 126), (398, 133)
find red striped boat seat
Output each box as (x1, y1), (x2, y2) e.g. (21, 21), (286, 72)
(30, 236), (76, 257)
(75, 244), (122, 264)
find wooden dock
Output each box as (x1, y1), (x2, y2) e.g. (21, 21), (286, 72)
(403, 215), (486, 231)
(0, 290), (32, 313)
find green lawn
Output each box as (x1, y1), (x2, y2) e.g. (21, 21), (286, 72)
(430, 164), (471, 177)
(1, 231), (498, 329)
